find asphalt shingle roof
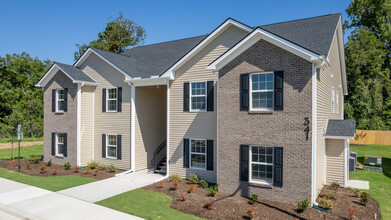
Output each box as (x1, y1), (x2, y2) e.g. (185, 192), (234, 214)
(325, 119), (356, 137)
(56, 62), (96, 83)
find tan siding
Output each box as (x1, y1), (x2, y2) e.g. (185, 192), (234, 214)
(169, 25), (248, 183)
(134, 86), (166, 171)
(80, 86), (94, 166)
(80, 53), (131, 170)
(326, 139), (345, 185)
(316, 23), (344, 194)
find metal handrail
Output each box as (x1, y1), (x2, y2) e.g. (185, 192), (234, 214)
(151, 139), (166, 170)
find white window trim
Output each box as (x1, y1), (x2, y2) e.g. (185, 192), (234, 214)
(56, 133), (64, 157)
(331, 87), (335, 114)
(336, 91), (339, 114)
(106, 134), (117, 159)
(249, 72), (274, 111)
(189, 81), (207, 112)
(189, 138), (207, 170)
(249, 145), (274, 185)
(106, 88), (118, 112)
(56, 89), (65, 112)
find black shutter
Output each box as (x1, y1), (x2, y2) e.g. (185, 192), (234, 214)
(51, 133), (55, 156)
(52, 89), (56, 112)
(240, 145), (249, 181)
(102, 134), (106, 158)
(64, 88), (68, 112)
(274, 147), (283, 187)
(117, 87), (122, 112)
(183, 83), (189, 112)
(274, 71), (284, 111)
(207, 81), (214, 111)
(183, 139), (189, 168)
(207, 140), (214, 170)
(102, 89), (106, 112)
(63, 133), (68, 157)
(117, 135), (122, 160)
(240, 74), (249, 111)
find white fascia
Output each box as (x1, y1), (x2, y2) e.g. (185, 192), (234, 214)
(160, 18), (253, 79)
(207, 28), (322, 71)
(325, 135), (354, 140)
(124, 76), (170, 87)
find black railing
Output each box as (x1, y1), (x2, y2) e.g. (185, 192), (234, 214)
(151, 139), (166, 171)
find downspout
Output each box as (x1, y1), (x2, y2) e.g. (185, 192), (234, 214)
(77, 82), (84, 166)
(311, 57), (326, 206)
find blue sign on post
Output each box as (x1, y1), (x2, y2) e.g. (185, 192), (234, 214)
(17, 124), (21, 140)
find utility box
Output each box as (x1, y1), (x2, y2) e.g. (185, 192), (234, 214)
(364, 155), (383, 173)
(350, 152), (358, 167)
(349, 157), (355, 172)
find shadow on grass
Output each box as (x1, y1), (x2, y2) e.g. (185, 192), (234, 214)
(357, 157), (391, 179)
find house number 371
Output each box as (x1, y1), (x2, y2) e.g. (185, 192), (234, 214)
(304, 117), (310, 141)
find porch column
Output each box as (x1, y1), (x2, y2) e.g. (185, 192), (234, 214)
(131, 85), (136, 171)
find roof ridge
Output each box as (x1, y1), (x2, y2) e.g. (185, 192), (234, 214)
(257, 13), (341, 28)
(91, 46), (135, 58)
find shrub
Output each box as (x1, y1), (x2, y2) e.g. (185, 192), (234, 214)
(348, 207), (358, 219)
(98, 164), (108, 171)
(318, 198), (333, 210)
(180, 191), (188, 201)
(45, 159), (52, 167)
(171, 174), (183, 182)
(354, 189), (360, 198)
(249, 193), (259, 204)
(158, 181), (165, 188)
(360, 190), (369, 205)
(189, 174), (199, 184)
(108, 164), (116, 173)
(87, 160), (99, 169)
(330, 182), (340, 190)
(29, 155), (40, 164)
(40, 165), (47, 173)
(9, 160), (18, 167)
(73, 165), (80, 173)
(209, 184), (218, 197)
(188, 184), (196, 193)
(297, 198), (310, 212)
(247, 207), (255, 219)
(64, 162), (71, 170)
(171, 179), (179, 190)
(25, 163), (32, 170)
(323, 188), (335, 200)
(92, 169), (98, 176)
(206, 201), (214, 210)
(85, 167), (92, 174)
(199, 180), (208, 188)
(52, 169), (58, 175)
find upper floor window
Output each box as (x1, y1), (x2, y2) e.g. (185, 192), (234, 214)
(190, 139), (206, 170)
(56, 89), (65, 112)
(336, 91), (339, 114)
(331, 87), (335, 114)
(190, 82), (206, 111)
(106, 134), (117, 159)
(107, 88), (117, 112)
(250, 72), (274, 111)
(56, 133), (65, 157)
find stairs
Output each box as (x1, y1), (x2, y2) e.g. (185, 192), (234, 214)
(155, 158), (167, 174)
(151, 140), (167, 174)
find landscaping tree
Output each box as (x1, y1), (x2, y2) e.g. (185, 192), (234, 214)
(74, 12), (146, 60)
(344, 0), (391, 130)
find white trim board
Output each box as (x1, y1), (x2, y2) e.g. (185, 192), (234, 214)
(325, 135), (354, 140)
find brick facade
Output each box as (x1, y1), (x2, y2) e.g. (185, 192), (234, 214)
(43, 71), (78, 165)
(218, 40), (313, 203)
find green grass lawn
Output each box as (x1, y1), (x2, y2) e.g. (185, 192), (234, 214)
(0, 145), (43, 160)
(96, 189), (202, 220)
(0, 137), (43, 143)
(350, 144), (391, 219)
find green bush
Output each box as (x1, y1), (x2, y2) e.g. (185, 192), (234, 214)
(64, 162), (71, 170)
(108, 164), (116, 173)
(98, 164), (108, 171)
(318, 198), (333, 210)
(354, 189), (360, 198)
(87, 160), (99, 169)
(189, 174), (199, 184)
(199, 180), (208, 188)
(323, 188), (335, 200)
(360, 190), (369, 205)
(45, 159), (52, 167)
(330, 182), (340, 190)
(297, 198), (310, 212)
(250, 193), (259, 204)
(29, 155), (40, 164)
(209, 184), (218, 197)
(171, 174), (183, 182)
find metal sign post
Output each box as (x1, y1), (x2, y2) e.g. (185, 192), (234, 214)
(17, 124), (21, 172)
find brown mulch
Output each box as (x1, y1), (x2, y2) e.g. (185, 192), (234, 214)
(0, 141), (43, 149)
(143, 179), (381, 220)
(0, 158), (124, 180)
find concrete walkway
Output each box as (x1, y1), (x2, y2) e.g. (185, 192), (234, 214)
(58, 169), (164, 202)
(347, 180), (370, 190)
(0, 178), (142, 220)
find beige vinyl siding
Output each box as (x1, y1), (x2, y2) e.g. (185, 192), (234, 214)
(326, 139), (345, 185)
(169, 25), (248, 183)
(80, 86), (95, 165)
(80, 53), (131, 170)
(316, 22), (344, 194)
(134, 86), (167, 171)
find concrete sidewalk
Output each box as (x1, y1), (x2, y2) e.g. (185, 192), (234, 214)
(0, 178), (142, 220)
(58, 169), (164, 202)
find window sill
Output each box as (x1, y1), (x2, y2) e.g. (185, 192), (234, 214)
(105, 157), (118, 160)
(248, 110), (274, 114)
(189, 167), (206, 171)
(54, 112), (64, 115)
(55, 155), (64, 159)
(248, 181), (273, 188)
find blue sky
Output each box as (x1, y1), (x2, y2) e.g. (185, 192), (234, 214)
(1, 0), (351, 64)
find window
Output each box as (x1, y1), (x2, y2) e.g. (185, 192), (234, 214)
(336, 91), (339, 114)
(107, 88), (117, 112)
(250, 146), (273, 185)
(106, 134), (117, 159)
(190, 82), (206, 111)
(190, 139), (206, 170)
(331, 87), (335, 113)
(250, 73), (274, 111)
(56, 89), (65, 112)
(56, 133), (65, 156)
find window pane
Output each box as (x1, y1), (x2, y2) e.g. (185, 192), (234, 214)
(191, 140), (206, 153)
(267, 155), (273, 163)
(108, 135), (116, 146)
(108, 88), (117, 99)
(57, 134), (64, 144)
(191, 82), (206, 95)
(252, 91), (273, 109)
(191, 154), (205, 169)
(108, 100), (117, 111)
(57, 101), (64, 111)
(58, 144), (65, 155)
(57, 90), (64, 100)
(107, 146), (117, 158)
(252, 164), (273, 182)
(191, 97), (206, 110)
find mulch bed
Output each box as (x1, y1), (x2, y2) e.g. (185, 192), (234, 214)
(143, 179), (381, 220)
(350, 144), (369, 147)
(0, 159), (124, 180)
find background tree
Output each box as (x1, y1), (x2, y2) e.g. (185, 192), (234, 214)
(74, 12), (146, 60)
(344, 0), (391, 130)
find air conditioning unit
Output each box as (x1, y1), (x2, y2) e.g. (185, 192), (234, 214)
(350, 152), (358, 166)
(349, 157), (355, 172)
(364, 155), (382, 173)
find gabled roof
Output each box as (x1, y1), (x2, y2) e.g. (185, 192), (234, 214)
(36, 62), (96, 87)
(325, 119), (356, 139)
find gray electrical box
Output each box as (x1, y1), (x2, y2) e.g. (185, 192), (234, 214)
(349, 157), (355, 172)
(350, 152), (358, 166)
(364, 155), (383, 173)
